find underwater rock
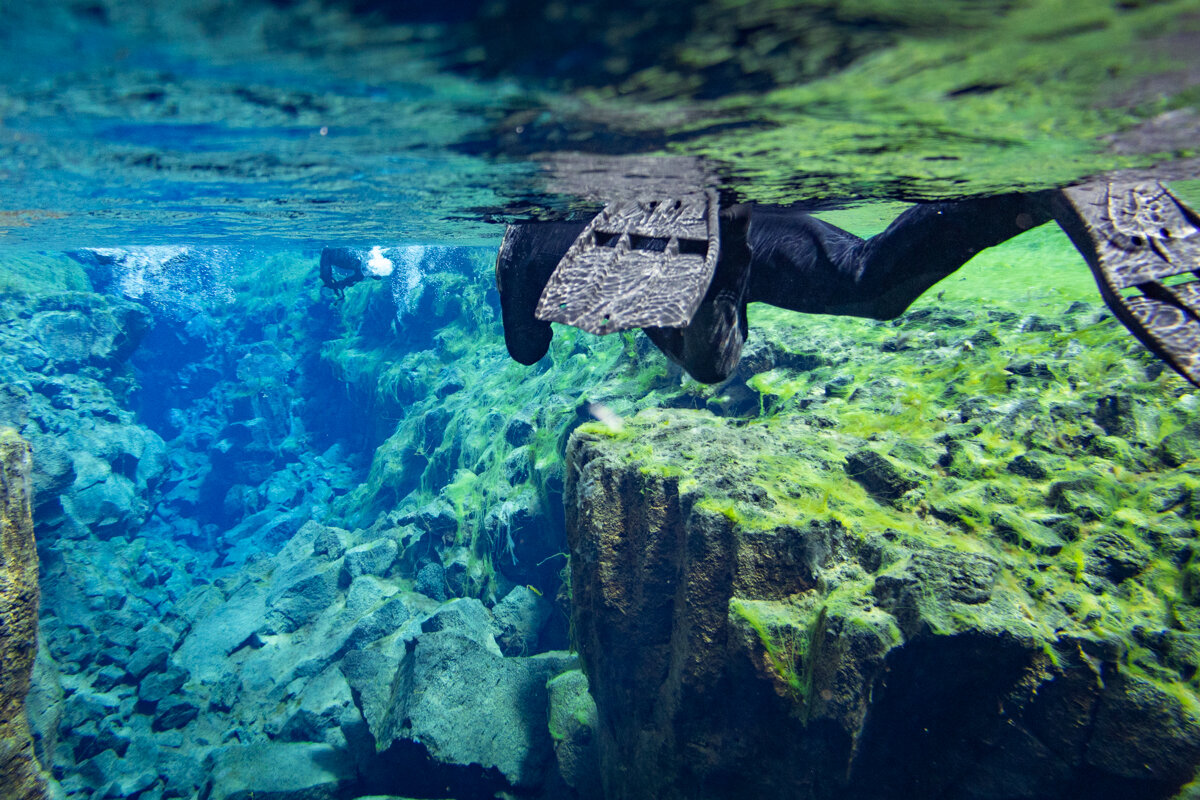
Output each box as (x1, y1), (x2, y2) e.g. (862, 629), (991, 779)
(504, 416), (535, 446)
(492, 585), (553, 656)
(844, 449), (917, 502)
(565, 409), (1200, 800)
(1005, 452), (1050, 480)
(0, 429), (49, 800)
(379, 623), (575, 789)
(205, 741), (356, 800)
(414, 562), (448, 601)
(546, 669), (601, 800)
(151, 697), (199, 732)
(342, 538), (400, 582)
(504, 445), (533, 486)
(266, 562), (341, 634)
(341, 595), (414, 654)
(277, 665), (362, 748)
(28, 294), (151, 372)
(484, 488), (561, 587)
(1161, 422), (1200, 467)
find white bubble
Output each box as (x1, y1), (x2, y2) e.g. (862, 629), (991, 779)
(365, 246), (395, 277)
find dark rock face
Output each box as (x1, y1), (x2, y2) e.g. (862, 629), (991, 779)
(0, 430), (48, 800)
(565, 410), (1200, 800)
(844, 448), (917, 502)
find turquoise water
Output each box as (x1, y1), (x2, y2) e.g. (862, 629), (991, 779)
(3, 2), (1200, 799)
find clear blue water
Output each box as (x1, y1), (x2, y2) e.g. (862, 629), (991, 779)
(4, 2), (1200, 799)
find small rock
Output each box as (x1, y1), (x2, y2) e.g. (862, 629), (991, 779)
(342, 538), (399, 581)
(125, 645), (170, 681)
(505, 416), (535, 447)
(267, 562), (340, 633)
(1094, 394), (1136, 438)
(492, 585), (552, 656)
(505, 447), (532, 486)
(1006, 360), (1054, 380)
(152, 697), (199, 732)
(844, 450), (917, 502)
(1085, 530), (1150, 583)
(1006, 453), (1049, 480)
(547, 669), (601, 799)
(206, 742), (356, 800)
(341, 596), (412, 653)
(92, 665), (126, 692)
(824, 374), (854, 398)
(138, 666), (189, 705)
(312, 527), (346, 560)
(415, 562), (447, 601)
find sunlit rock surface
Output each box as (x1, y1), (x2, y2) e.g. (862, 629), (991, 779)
(567, 404), (1200, 799)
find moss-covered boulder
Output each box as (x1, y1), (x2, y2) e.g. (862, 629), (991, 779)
(565, 408), (1200, 800)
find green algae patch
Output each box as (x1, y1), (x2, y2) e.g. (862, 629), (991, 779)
(569, 270), (1200, 716)
(730, 597), (819, 703)
(667, 0), (1200, 201)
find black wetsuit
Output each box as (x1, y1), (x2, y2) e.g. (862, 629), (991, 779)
(497, 192), (1056, 382)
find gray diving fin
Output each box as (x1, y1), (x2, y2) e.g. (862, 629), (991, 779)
(1056, 180), (1200, 387)
(535, 190), (720, 334)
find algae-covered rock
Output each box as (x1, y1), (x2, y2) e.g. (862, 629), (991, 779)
(546, 669), (600, 799)
(844, 449), (917, 502)
(565, 408), (1200, 800)
(0, 429), (48, 800)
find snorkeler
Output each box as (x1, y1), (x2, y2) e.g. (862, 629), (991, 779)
(320, 246), (401, 299)
(495, 182), (1200, 387)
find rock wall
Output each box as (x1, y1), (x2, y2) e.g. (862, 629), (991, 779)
(1, 250), (602, 799)
(566, 409), (1200, 800)
(0, 429), (47, 800)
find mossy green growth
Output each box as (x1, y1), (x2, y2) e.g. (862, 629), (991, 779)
(730, 597), (820, 704)
(0, 253), (90, 295)
(546, 669), (598, 743)
(662, 0), (1200, 201)
(568, 205), (1200, 713)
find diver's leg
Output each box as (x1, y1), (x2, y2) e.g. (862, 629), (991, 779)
(496, 221), (588, 365)
(747, 193), (1055, 319)
(850, 192), (1055, 318)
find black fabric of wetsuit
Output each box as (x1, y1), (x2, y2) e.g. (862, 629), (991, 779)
(743, 192), (1056, 320)
(496, 221), (587, 365)
(497, 192), (1056, 381)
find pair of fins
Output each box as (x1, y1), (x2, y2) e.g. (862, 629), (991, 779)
(530, 181), (1200, 388)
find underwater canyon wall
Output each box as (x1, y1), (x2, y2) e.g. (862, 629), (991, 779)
(5, 222), (1200, 799)
(0, 429), (47, 800)
(0, 249), (606, 799)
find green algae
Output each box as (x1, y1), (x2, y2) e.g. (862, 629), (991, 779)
(730, 597), (822, 705)
(546, 0), (1200, 204)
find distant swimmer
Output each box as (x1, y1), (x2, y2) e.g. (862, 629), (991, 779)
(495, 182), (1200, 387)
(319, 246), (397, 298)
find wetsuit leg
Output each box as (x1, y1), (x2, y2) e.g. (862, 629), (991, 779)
(746, 192), (1056, 319)
(496, 221), (588, 365)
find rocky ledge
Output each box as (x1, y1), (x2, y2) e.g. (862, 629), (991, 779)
(566, 408), (1200, 800)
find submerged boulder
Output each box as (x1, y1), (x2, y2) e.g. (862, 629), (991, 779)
(565, 409), (1200, 800)
(205, 742), (356, 800)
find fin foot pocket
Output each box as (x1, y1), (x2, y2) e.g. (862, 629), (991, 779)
(1057, 181), (1200, 387)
